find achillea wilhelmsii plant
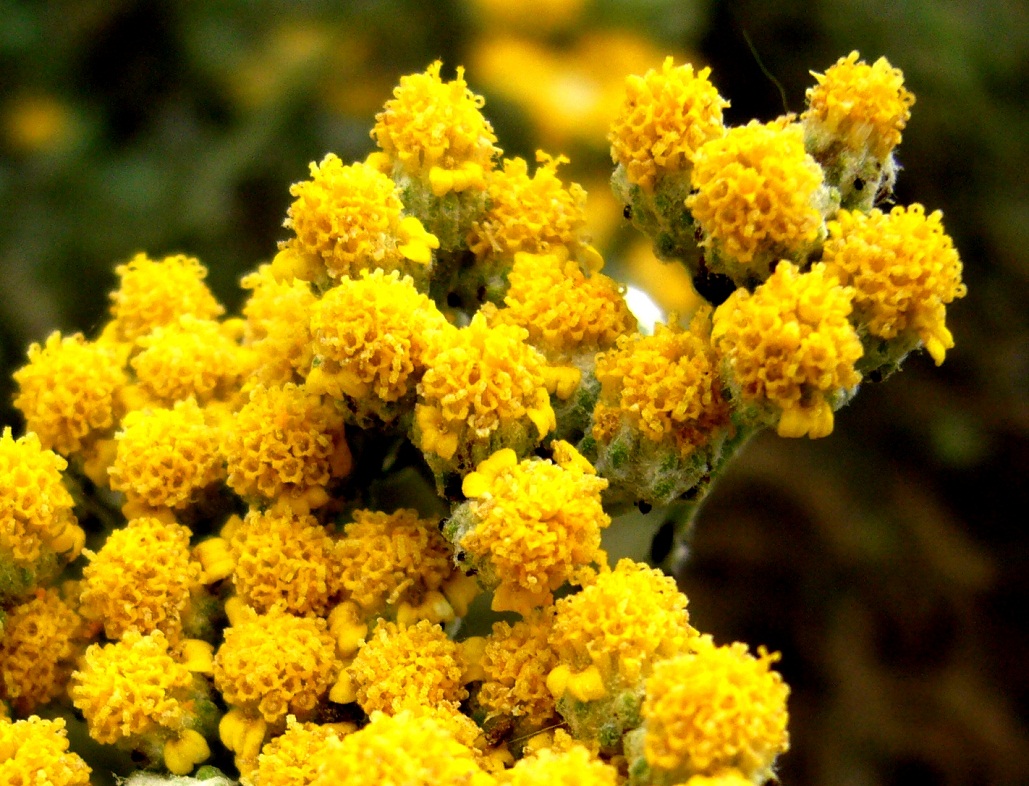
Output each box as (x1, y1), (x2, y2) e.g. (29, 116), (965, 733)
(1, 51), (964, 784)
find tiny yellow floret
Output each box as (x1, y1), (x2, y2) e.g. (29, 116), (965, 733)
(0, 716), (91, 786)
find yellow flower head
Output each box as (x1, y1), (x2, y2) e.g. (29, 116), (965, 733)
(13, 331), (128, 456)
(804, 51), (915, 159)
(108, 398), (224, 511)
(71, 629), (208, 747)
(468, 152), (588, 260)
(479, 610), (559, 730)
(498, 250), (637, 360)
(280, 155), (437, 283)
(0, 589), (82, 713)
(229, 505), (343, 617)
(0, 716), (91, 786)
(609, 57), (728, 192)
(240, 264), (317, 388)
(593, 308), (730, 457)
(347, 619), (467, 716)
(823, 204), (966, 366)
(549, 559), (696, 693)
(221, 383), (351, 508)
(214, 607), (339, 725)
(109, 252), (224, 343)
(308, 269), (452, 424)
(505, 739), (620, 786)
(640, 641), (790, 783)
(131, 316), (243, 405)
(711, 261), (863, 439)
(454, 444), (609, 615)
(687, 120), (826, 280)
(80, 516), (202, 641)
(372, 61), (500, 195)
(254, 717), (350, 786)
(415, 312), (555, 473)
(0, 428), (81, 571)
(337, 508), (455, 617)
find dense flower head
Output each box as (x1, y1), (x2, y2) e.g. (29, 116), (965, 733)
(13, 331), (128, 456)
(0, 427), (81, 569)
(549, 558), (696, 692)
(80, 515), (202, 640)
(687, 119), (827, 279)
(71, 629), (203, 745)
(479, 609), (559, 729)
(307, 269), (452, 424)
(0, 589), (82, 712)
(468, 152), (589, 259)
(804, 51), (915, 158)
(0, 716), (91, 786)
(221, 383), (351, 508)
(415, 311), (555, 471)
(456, 444), (610, 614)
(372, 60), (500, 195)
(229, 505), (343, 617)
(712, 261), (863, 439)
(214, 607), (339, 725)
(497, 250), (637, 359)
(280, 155), (437, 283)
(131, 315), (244, 405)
(823, 204), (966, 365)
(640, 640), (790, 782)
(109, 252), (225, 343)
(593, 308), (730, 457)
(609, 57), (728, 192)
(503, 739), (620, 786)
(108, 398), (224, 511)
(252, 717), (349, 786)
(346, 619), (467, 715)
(337, 508), (455, 616)
(309, 709), (494, 786)
(240, 264), (318, 388)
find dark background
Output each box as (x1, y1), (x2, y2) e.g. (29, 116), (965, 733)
(1, 2), (1025, 784)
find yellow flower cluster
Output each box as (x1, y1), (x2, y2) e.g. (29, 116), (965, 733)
(712, 262), (864, 439)
(240, 264), (317, 388)
(252, 717), (349, 786)
(609, 57), (728, 192)
(804, 51), (915, 159)
(505, 739), (620, 786)
(824, 204), (967, 366)
(0, 716), (91, 786)
(687, 119), (827, 281)
(478, 610), (558, 731)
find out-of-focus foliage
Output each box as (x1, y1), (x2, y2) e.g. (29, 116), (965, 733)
(1, 1), (1026, 784)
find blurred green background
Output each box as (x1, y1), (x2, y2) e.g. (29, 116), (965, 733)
(1, 1), (1026, 783)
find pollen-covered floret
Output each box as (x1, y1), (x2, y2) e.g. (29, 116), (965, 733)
(804, 51), (915, 159)
(639, 639), (790, 783)
(278, 155), (438, 284)
(252, 716), (350, 786)
(108, 398), (224, 511)
(609, 57), (728, 191)
(240, 264), (318, 388)
(468, 152), (589, 260)
(0, 716), (91, 786)
(79, 515), (202, 641)
(504, 738), (620, 786)
(336, 508), (456, 618)
(109, 252), (224, 343)
(479, 609), (559, 730)
(712, 261), (863, 439)
(229, 505), (343, 617)
(214, 607), (339, 725)
(593, 307), (730, 457)
(307, 269), (452, 425)
(131, 315), (243, 405)
(345, 619), (467, 715)
(0, 589), (82, 712)
(308, 709), (495, 786)
(221, 383), (351, 510)
(823, 204), (966, 366)
(497, 250), (637, 361)
(0, 428), (82, 573)
(453, 444), (609, 615)
(13, 331), (128, 456)
(415, 311), (555, 474)
(687, 119), (827, 283)
(372, 61), (500, 195)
